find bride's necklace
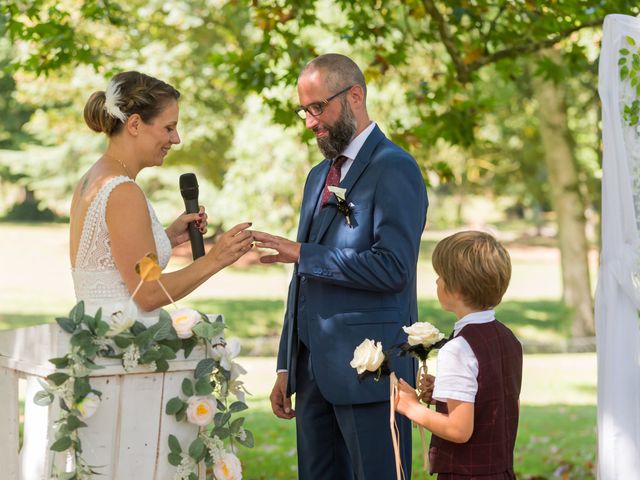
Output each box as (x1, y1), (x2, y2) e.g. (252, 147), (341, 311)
(106, 154), (132, 178)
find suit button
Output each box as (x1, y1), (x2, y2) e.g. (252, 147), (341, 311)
(300, 276), (307, 283)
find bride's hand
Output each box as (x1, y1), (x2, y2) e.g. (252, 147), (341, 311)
(206, 222), (253, 268)
(165, 206), (208, 247)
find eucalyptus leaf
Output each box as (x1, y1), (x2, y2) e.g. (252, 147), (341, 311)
(168, 434), (182, 454)
(168, 452), (182, 466)
(188, 438), (206, 462)
(194, 358), (215, 379)
(113, 334), (133, 348)
(229, 401), (248, 413)
(195, 376), (214, 395)
(47, 372), (70, 386)
(50, 436), (72, 452)
(214, 411), (231, 428)
(55, 317), (76, 334)
(69, 302), (85, 324)
(155, 358), (169, 372)
(229, 416), (245, 433)
(66, 415), (87, 431)
(95, 320), (110, 337)
(182, 378), (194, 397)
(49, 356), (69, 368)
(237, 429), (254, 448)
(166, 397), (186, 415)
(34, 390), (54, 406)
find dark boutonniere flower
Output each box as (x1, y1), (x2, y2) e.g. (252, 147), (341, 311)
(328, 186), (354, 227)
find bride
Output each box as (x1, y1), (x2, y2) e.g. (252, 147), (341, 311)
(69, 71), (253, 323)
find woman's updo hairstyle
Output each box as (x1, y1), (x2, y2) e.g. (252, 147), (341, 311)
(84, 71), (181, 136)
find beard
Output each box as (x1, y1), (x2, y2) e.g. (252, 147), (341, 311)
(316, 99), (357, 159)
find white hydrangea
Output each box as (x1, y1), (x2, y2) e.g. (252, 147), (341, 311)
(122, 344), (140, 372)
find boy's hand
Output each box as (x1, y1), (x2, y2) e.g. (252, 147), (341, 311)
(395, 378), (419, 416)
(418, 374), (435, 404)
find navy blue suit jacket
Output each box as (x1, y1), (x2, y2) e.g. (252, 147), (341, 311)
(277, 125), (428, 405)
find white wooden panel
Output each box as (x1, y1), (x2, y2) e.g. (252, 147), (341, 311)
(0, 367), (20, 479)
(113, 373), (164, 478)
(20, 374), (59, 480)
(79, 375), (122, 479)
(154, 370), (201, 479)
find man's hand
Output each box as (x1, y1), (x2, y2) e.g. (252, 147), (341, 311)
(253, 231), (301, 264)
(270, 372), (295, 419)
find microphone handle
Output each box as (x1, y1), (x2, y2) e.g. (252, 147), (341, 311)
(184, 198), (205, 259)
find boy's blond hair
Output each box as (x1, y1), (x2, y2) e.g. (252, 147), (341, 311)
(432, 231), (511, 310)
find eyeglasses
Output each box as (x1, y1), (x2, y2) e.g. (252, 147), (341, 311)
(295, 85), (353, 119)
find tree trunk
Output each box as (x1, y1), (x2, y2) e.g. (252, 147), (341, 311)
(531, 67), (595, 337)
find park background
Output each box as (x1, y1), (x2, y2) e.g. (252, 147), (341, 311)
(3, 1), (639, 479)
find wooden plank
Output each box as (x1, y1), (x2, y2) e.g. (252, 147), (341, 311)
(78, 375), (121, 479)
(20, 374), (59, 480)
(0, 367), (20, 479)
(154, 371), (201, 479)
(113, 373), (164, 478)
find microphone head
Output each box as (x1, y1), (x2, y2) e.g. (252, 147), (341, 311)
(179, 173), (199, 200)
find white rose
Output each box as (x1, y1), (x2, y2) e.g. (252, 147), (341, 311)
(403, 322), (444, 347)
(350, 339), (385, 375)
(171, 308), (201, 339)
(213, 452), (242, 480)
(106, 302), (138, 337)
(212, 338), (241, 371)
(186, 395), (217, 427)
(76, 392), (100, 420)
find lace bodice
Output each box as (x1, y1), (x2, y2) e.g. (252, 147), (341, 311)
(71, 176), (172, 319)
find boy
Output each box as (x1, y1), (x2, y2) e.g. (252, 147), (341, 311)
(396, 230), (522, 479)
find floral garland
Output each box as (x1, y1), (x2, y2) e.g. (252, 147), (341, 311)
(35, 254), (253, 480)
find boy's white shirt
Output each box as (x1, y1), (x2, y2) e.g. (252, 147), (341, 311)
(432, 309), (496, 404)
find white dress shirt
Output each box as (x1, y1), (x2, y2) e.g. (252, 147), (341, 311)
(337, 121), (376, 180)
(432, 310), (496, 404)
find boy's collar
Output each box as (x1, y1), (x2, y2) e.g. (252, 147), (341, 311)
(453, 309), (496, 337)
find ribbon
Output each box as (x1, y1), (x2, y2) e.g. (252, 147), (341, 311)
(389, 372), (406, 480)
(416, 359), (430, 473)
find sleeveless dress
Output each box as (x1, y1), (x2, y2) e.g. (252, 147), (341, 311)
(71, 175), (172, 325)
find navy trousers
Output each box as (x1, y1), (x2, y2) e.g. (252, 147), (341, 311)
(295, 344), (412, 479)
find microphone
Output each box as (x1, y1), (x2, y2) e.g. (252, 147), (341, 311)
(179, 173), (205, 260)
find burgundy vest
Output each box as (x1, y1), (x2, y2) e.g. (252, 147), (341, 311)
(429, 320), (523, 477)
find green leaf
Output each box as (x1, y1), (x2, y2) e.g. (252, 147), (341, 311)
(194, 358), (215, 379)
(213, 426), (230, 439)
(82, 313), (96, 334)
(181, 378), (194, 397)
(192, 321), (224, 340)
(74, 377), (91, 399)
(113, 334), (133, 348)
(69, 301), (85, 324)
(158, 345), (177, 360)
(131, 321), (147, 335)
(214, 411), (231, 428)
(627, 35), (636, 46)
(168, 434), (182, 454)
(168, 452), (182, 466)
(134, 330), (153, 347)
(153, 318), (173, 341)
(166, 397), (186, 415)
(188, 438), (206, 462)
(621, 66), (629, 80)
(237, 429), (254, 448)
(95, 320), (110, 337)
(50, 436), (72, 452)
(70, 330), (93, 348)
(34, 390), (54, 406)
(618, 57), (627, 65)
(155, 358), (169, 372)
(182, 337), (197, 358)
(229, 401), (248, 413)
(49, 356), (69, 368)
(47, 372), (70, 386)
(55, 317), (76, 334)
(620, 48), (630, 55)
(195, 377), (214, 395)
(229, 417), (245, 434)
(189, 474), (198, 480)
(140, 348), (160, 363)
(66, 415), (87, 431)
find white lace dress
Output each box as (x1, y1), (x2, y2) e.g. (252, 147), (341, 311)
(71, 175), (172, 325)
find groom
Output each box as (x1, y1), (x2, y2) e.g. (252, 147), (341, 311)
(253, 53), (428, 479)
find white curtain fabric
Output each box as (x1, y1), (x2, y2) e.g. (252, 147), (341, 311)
(596, 13), (640, 480)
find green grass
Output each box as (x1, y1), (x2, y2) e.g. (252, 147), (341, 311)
(0, 298), (571, 351)
(237, 398), (595, 479)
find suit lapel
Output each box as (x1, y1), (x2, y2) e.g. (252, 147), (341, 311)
(297, 160), (330, 242)
(312, 125), (386, 243)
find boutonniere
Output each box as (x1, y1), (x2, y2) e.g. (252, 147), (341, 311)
(328, 186), (354, 227)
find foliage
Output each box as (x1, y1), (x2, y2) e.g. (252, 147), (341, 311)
(34, 301), (253, 479)
(619, 34), (640, 126)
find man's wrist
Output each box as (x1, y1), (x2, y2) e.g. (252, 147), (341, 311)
(276, 369), (288, 375)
